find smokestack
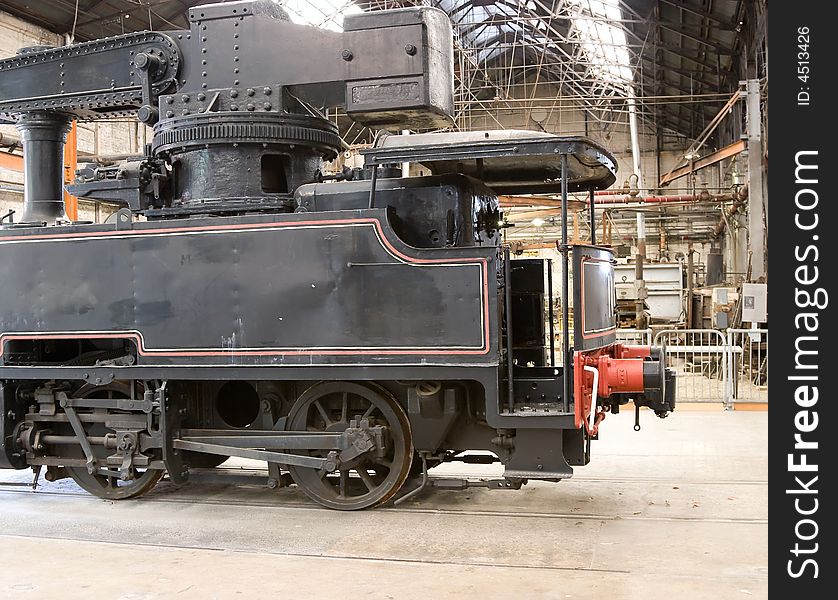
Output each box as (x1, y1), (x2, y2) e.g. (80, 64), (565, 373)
(15, 111), (72, 224)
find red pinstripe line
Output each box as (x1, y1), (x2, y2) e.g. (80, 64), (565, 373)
(0, 332), (490, 358)
(0, 219), (378, 243)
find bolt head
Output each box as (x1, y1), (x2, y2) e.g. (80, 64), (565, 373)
(405, 43), (417, 56)
(341, 49), (353, 61)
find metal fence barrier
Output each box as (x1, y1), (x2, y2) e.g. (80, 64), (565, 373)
(726, 329), (769, 405)
(579, 326), (768, 408)
(615, 328), (653, 345)
(654, 329), (730, 405)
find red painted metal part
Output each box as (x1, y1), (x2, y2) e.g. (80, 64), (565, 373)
(612, 344), (651, 359)
(574, 345), (650, 432)
(595, 355), (645, 397)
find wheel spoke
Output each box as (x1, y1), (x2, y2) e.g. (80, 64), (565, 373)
(356, 468), (376, 492)
(362, 404), (377, 420)
(339, 470), (348, 498)
(340, 393), (348, 423)
(313, 400), (332, 427)
(371, 456), (394, 470)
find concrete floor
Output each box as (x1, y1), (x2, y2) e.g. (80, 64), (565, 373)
(0, 409), (767, 599)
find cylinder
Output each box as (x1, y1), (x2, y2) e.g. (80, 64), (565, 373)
(596, 356), (646, 397)
(153, 112), (340, 212)
(15, 111), (72, 224)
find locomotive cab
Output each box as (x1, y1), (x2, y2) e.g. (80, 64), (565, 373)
(361, 129), (676, 477)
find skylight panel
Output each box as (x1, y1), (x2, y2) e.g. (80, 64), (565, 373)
(277, 0), (362, 32)
(568, 0), (634, 87)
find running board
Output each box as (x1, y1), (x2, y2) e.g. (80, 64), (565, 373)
(425, 477), (525, 490)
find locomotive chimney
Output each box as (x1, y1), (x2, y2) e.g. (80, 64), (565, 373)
(15, 111), (73, 224)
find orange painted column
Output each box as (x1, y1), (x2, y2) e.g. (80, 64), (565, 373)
(63, 120), (78, 221)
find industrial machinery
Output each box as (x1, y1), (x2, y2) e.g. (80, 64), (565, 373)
(0, 0), (674, 510)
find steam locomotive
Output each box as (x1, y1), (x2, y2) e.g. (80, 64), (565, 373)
(0, 0), (674, 509)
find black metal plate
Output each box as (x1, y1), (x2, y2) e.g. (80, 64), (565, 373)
(361, 131), (617, 194)
(572, 245), (617, 351)
(0, 210), (497, 367)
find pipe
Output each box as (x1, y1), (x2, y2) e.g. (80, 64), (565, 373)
(560, 153), (570, 414)
(686, 246), (695, 327)
(627, 86), (646, 328)
(590, 188), (737, 196)
(712, 190), (749, 237)
(547, 258), (555, 367)
(596, 192), (733, 204)
(503, 245), (515, 414)
(41, 435), (110, 446)
(583, 365), (599, 432)
(401, 129), (410, 177)
(575, 192), (744, 211)
(78, 152), (144, 164)
(367, 164), (378, 209)
(501, 191), (741, 211)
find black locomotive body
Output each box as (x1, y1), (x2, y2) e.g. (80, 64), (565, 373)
(0, 1), (673, 509)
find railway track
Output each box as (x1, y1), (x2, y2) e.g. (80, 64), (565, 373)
(0, 468), (768, 525)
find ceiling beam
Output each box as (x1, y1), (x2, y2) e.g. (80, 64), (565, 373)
(652, 44), (734, 76)
(74, 0), (186, 29)
(652, 42), (735, 57)
(656, 21), (732, 52)
(643, 59), (721, 90)
(658, 0), (735, 28)
(659, 139), (746, 186)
